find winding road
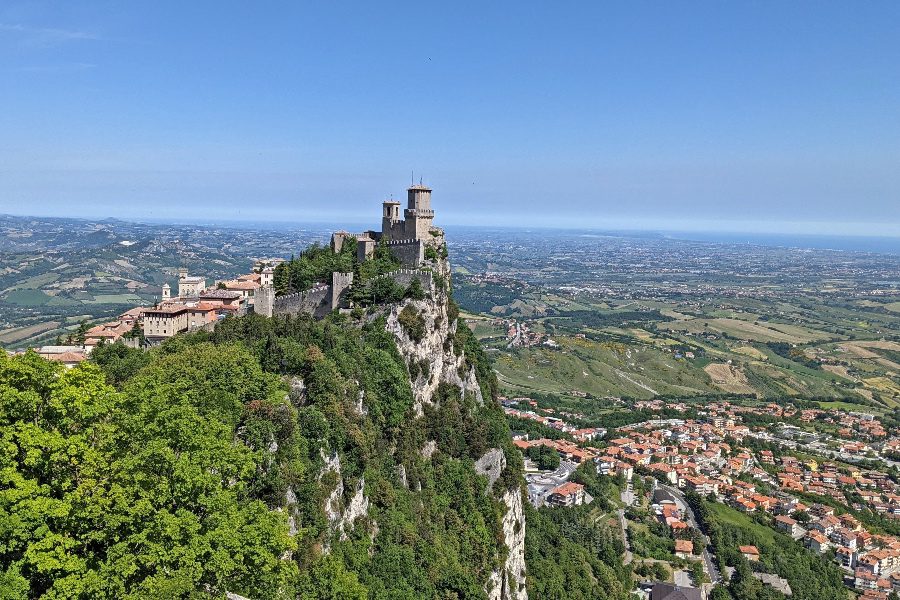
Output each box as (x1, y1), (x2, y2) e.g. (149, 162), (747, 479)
(659, 484), (721, 585)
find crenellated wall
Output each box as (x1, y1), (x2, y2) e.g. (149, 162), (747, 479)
(369, 268), (433, 293)
(273, 283), (331, 318)
(386, 239), (425, 267)
(260, 269), (432, 320)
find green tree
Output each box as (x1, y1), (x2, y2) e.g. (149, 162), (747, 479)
(403, 277), (425, 301)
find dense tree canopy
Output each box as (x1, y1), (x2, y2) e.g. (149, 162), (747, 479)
(523, 503), (631, 600)
(2, 293), (526, 599)
(0, 348), (295, 599)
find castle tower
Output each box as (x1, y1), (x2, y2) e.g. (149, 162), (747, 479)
(260, 266), (274, 287)
(330, 230), (350, 253)
(407, 184), (432, 212)
(404, 184), (434, 240)
(381, 199), (401, 239)
(330, 271), (354, 310)
(161, 283), (171, 300)
(256, 285), (274, 318)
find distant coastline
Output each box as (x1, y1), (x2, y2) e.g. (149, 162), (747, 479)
(4, 212), (900, 256)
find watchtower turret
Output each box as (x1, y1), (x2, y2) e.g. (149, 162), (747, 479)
(407, 184), (432, 213)
(404, 184), (434, 240)
(382, 199), (401, 238)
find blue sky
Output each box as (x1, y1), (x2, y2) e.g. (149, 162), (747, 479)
(1, 1), (899, 234)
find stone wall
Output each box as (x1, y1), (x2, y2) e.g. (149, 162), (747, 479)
(370, 268), (433, 293)
(273, 284), (331, 318)
(330, 271), (354, 309)
(386, 239), (424, 267)
(262, 269), (430, 320)
(255, 285), (275, 317)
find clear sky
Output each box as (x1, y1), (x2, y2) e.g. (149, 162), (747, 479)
(1, 1), (899, 234)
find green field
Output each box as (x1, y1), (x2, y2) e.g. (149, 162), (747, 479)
(0, 321), (61, 344)
(3, 289), (52, 306)
(464, 282), (900, 405)
(493, 335), (719, 398)
(85, 293), (144, 304)
(705, 501), (775, 544)
(662, 317), (828, 344)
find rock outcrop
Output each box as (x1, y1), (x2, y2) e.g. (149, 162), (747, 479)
(477, 449), (528, 600)
(491, 488), (528, 600)
(318, 257), (527, 598)
(384, 290), (483, 416)
(318, 449), (370, 547)
(382, 265), (527, 600)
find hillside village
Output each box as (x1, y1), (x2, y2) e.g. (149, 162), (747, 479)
(3, 189), (544, 600)
(7, 184), (446, 365)
(503, 394), (900, 597)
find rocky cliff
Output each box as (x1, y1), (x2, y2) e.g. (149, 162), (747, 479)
(375, 259), (528, 600)
(210, 254), (530, 597)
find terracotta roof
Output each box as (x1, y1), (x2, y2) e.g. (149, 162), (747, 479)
(550, 482), (584, 497)
(223, 280), (260, 290)
(48, 352), (86, 364)
(200, 289), (243, 299)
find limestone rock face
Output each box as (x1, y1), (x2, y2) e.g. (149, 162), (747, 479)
(380, 261), (527, 600)
(383, 288), (483, 416)
(490, 488), (528, 600)
(477, 449), (528, 600)
(318, 257), (527, 598)
(475, 448), (506, 491)
(319, 449), (369, 547)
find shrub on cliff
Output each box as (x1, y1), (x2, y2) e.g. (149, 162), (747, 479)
(398, 305), (426, 342)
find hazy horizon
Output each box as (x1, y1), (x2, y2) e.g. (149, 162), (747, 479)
(7, 210), (900, 258)
(2, 2), (899, 235)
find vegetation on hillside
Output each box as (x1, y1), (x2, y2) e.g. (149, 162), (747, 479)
(273, 238), (406, 302)
(1, 297), (525, 598)
(523, 503), (631, 600)
(687, 492), (846, 600)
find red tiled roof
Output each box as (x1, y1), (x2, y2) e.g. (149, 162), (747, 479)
(551, 482), (584, 497)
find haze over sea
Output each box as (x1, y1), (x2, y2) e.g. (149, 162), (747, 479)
(123, 213), (900, 256)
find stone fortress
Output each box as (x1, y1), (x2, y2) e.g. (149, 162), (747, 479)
(255, 183), (445, 318)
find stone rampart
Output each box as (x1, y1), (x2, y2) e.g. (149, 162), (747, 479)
(385, 239), (424, 267)
(273, 284), (331, 318)
(370, 268), (434, 293)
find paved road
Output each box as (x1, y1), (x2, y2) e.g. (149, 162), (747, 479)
(660, 484), (721, 585)
(525, 460), (578, 507)
(620, 481), (636, 507)
(749, 430), (900, 470)
(617, 508), (633, 565)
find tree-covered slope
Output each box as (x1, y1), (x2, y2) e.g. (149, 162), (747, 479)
(1, 263), (527, 599)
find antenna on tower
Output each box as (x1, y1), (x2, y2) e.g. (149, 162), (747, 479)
(411, 171), (414, 186)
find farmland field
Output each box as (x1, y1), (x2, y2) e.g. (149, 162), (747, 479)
(450, 227), (900, 407)
(0, 321), (61, 344)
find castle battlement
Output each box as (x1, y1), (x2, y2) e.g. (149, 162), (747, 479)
(385, 238), (423, 246)
(368, 269), (435, 296)
(276, 282), (329, 302)
(330, 183), (445, 269)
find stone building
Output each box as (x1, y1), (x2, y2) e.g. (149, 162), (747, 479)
(142, 303), (218, 342)
(177, 268), (206, 298)
(143, 305), (191, 340)
(255, 183), (444, 319)
(331, 183), (444, 268)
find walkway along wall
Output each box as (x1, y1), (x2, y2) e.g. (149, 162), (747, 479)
(254, 269), (433, 319)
